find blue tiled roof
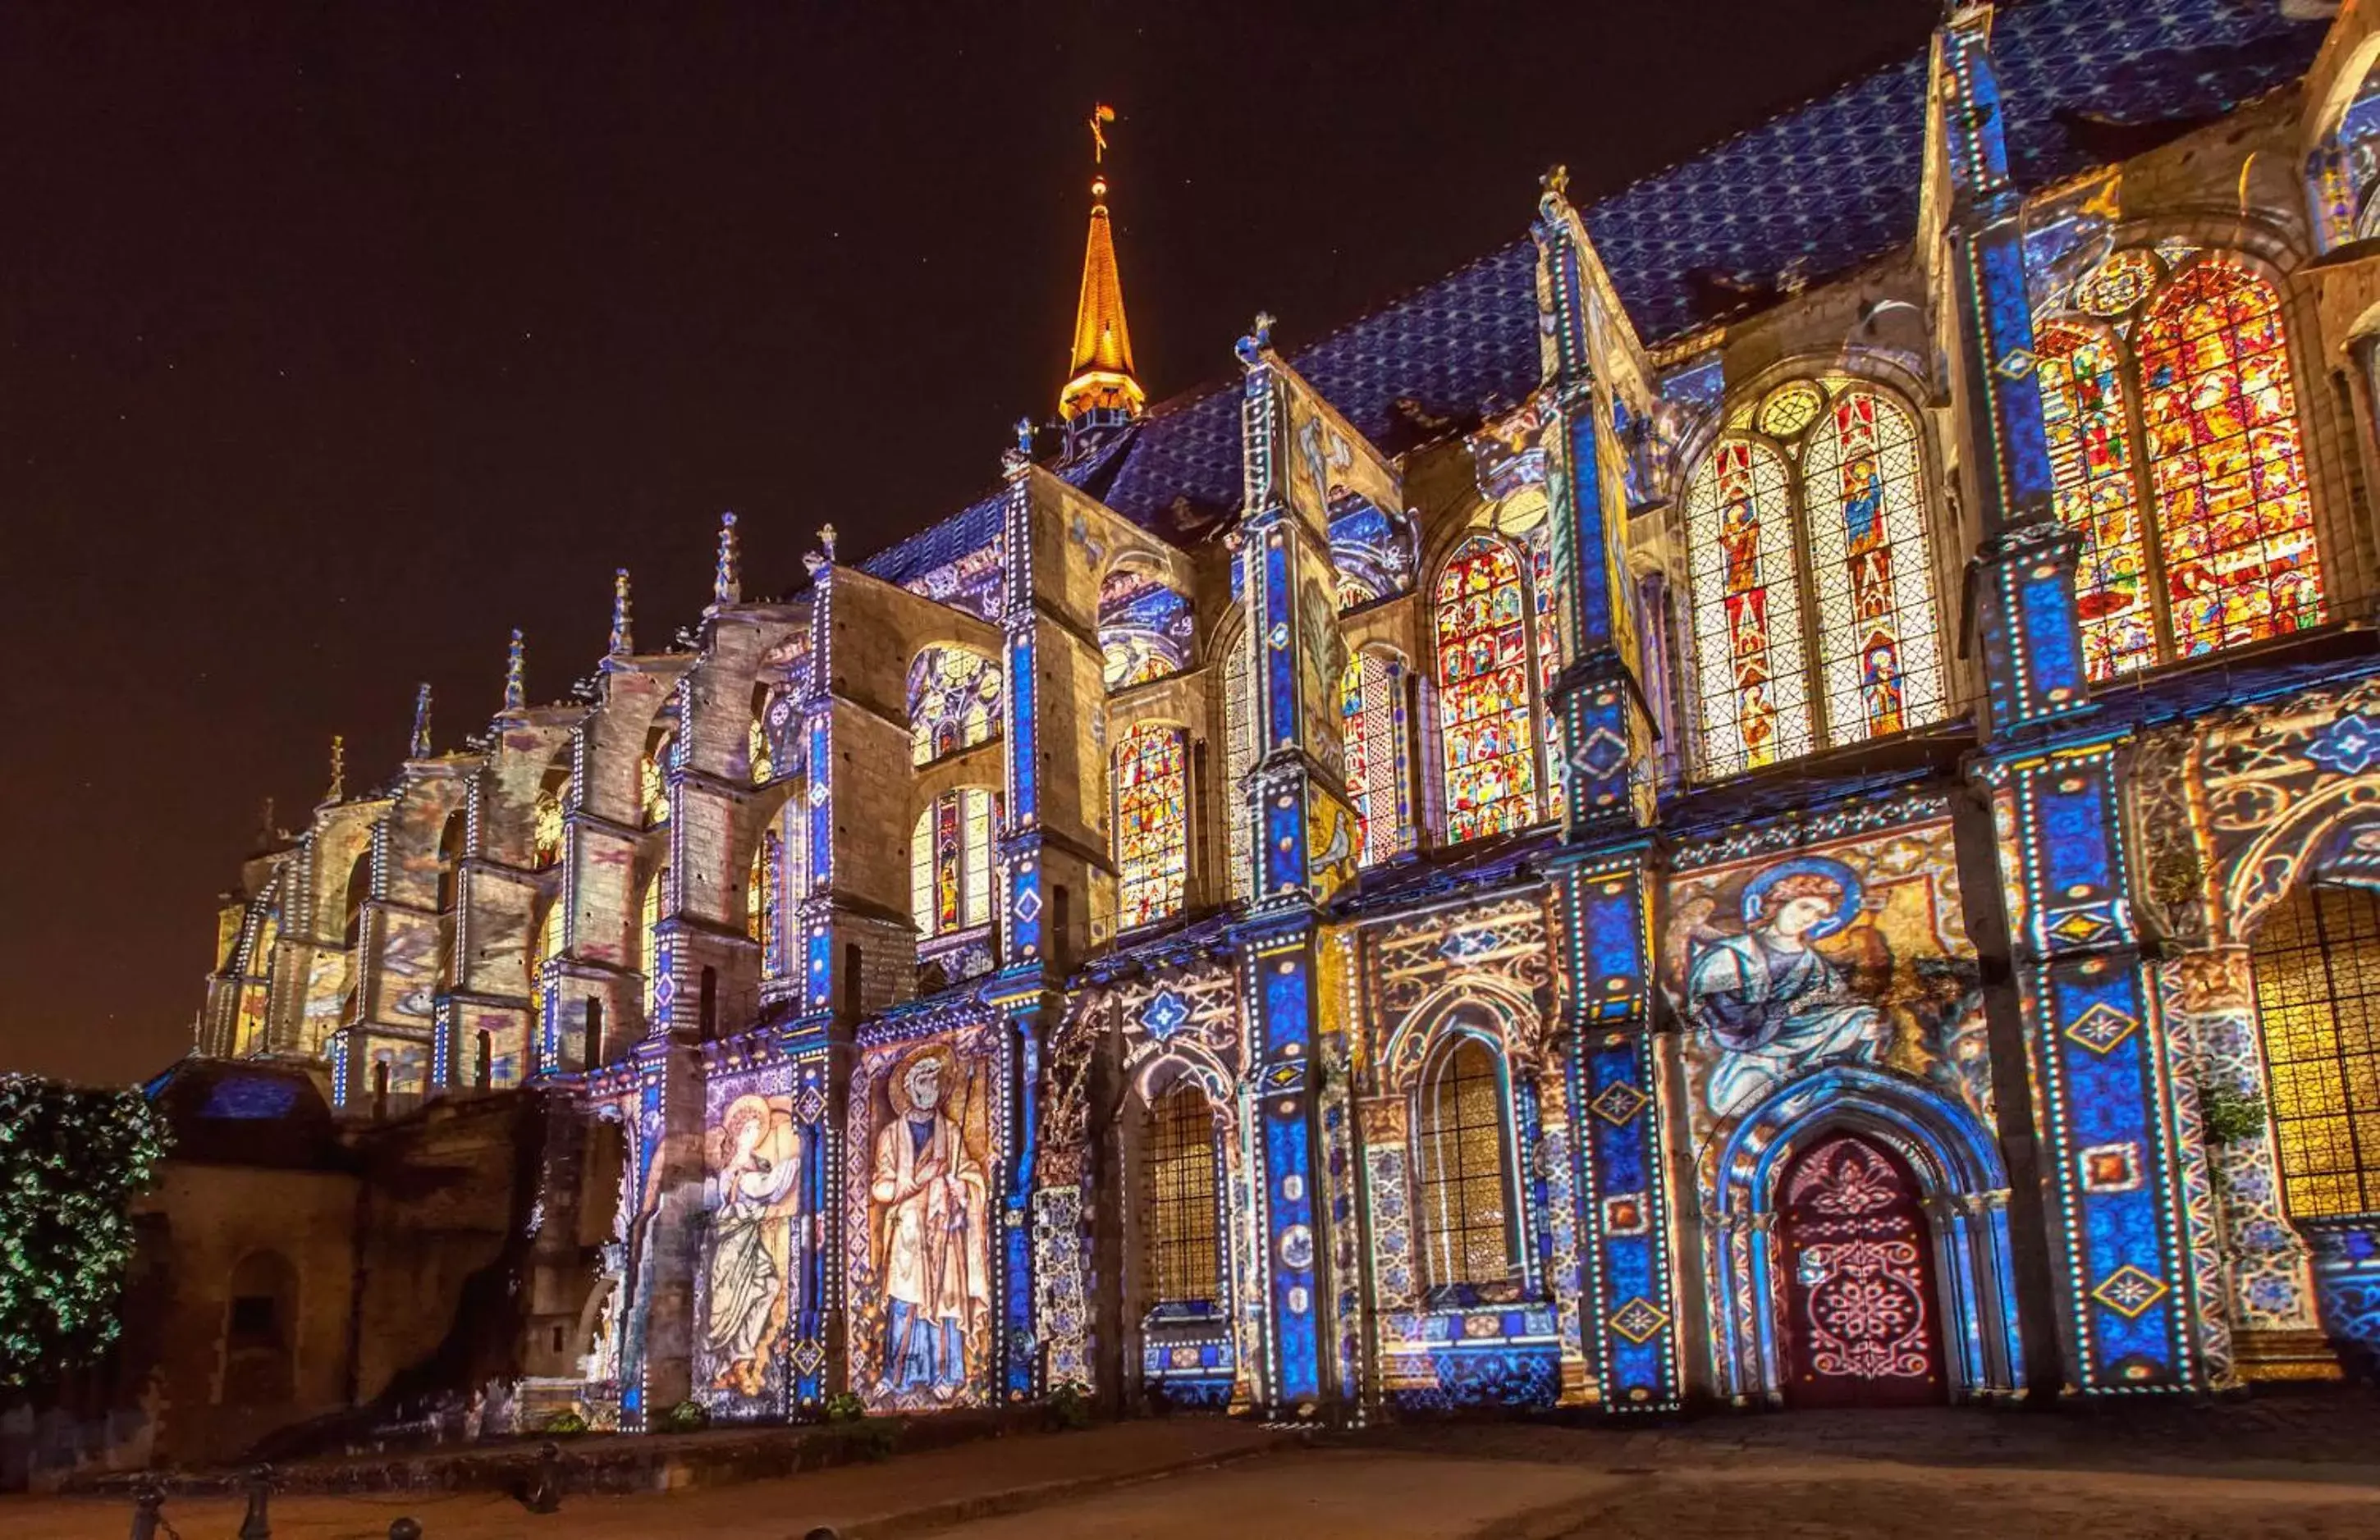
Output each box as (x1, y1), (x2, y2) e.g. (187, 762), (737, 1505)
(857, 0), (2328, 573)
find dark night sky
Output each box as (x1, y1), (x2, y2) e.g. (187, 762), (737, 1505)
(0, 2), (1934, 1085)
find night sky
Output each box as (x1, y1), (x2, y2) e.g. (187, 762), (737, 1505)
(0, 2), (1934, 1085)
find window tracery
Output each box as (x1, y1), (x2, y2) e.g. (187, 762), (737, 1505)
(1114, 723), (1188, 929)
(1686, 378), (1944, 777)
(2032, 249), (2322, 676)
(909, 788), (999, 941)
(908, 647), (1001, 766)
(1224, 633), (1254, 903)
(1435, 534), (1539, 841)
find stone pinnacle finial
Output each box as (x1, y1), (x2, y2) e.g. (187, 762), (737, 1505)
(1540, 162), (1571, 200)
(410, 683), (433, 759)
(326, 734), (346, 803)
(1235, 310), (1275, 365)
(610, 569), (634, 656)
(714, 512), (741, 608)
(817, 523), (838, 563)
(503, 628), (526, 712)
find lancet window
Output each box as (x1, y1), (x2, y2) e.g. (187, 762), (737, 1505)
(1434, 534), (1540, 841)
(748, 829), (780, 962)
(233, 907), (279, 1057)
(2251, 882), (2380, 1219)
(2032, 250), (2321, 679)
(639, 863), (666, 1023)
(1114, 723), (1188, 930)
(1413, 1035), (1518, 1291)
(640, 725), (675, 827)
(909, 788), (999, 942)
(1685, 377), (1946, 777)
(1140, 1082), (1222, 1309)
(529, 897), (562, 994)
(1340, 649), (1413, 866)
(1223, 633), (1254, 903)
(908, 647), (1001, 766)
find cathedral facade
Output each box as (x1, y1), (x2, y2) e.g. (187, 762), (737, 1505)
(183, 1), (2380, 1434)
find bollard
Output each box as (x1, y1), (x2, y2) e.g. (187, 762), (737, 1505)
(521, 1439), (564, 1515)
(389, 1521), (423, 1540)
(127, 1482), (167, 1540)
(238, 1464), (273, 1540)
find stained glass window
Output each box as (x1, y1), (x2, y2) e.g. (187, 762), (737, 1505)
(1114, 723), (1188, 929)
(1340, 650), (1412, 866)
(748, 717), (772, 786)
(1414, 1035), (1517, 1290)
(234, 909), (278, 1056)
(2138, 258), (2322, 657)
(1686, 439), (1808, 775)
(641, 727), (674, 827)
(1099, 569), (1195, 690)
(1801, 388), (1945, 747)
(532, 786), (564, 870)
(1435, 535), (1539, 841)
(640, 862), (666, 1022)
(2251, 883), (2380, 1219)
(909, 788), (997, 940)
(2036, 321), (2158, 680)
(1224, 633), (1254, 903)
(1141, 1082), (1221, 1309)
(530, 897), (562, 990)
(907, 647), (1001, 766)
(748, 830), (780, 957)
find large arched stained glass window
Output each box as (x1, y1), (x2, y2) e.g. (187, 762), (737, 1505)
(2138, 259), (2321, 658)
(1114, 723), (1188, 929)
(908, 647), (1002, 766)
(2031, 249), (2323, 678)
(909, 788), (999, 940)
(2036, 321), (2158, 680)
(1414, 1035), (1518, 1290)
(1686, 439), (1808, 775)
(1340, 650), (1413, 866)
(1800, 388), (1944, 747)
(1435, 535), (1538, 841)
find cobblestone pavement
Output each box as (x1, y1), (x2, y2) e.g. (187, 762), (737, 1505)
(10, 1392), (2380, 1539)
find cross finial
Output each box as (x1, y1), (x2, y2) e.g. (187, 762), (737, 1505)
(410, 683), (433, 759)
(713, 512), (741, 607)
(610, 569), (634, 656)
(503, 628), (527, 712)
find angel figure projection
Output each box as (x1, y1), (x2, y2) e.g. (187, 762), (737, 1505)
(1683, 856), (1888, 1115)
(703, 1094), (803, 1398)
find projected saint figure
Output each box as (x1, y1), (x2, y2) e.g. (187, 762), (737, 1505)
(869, 1047), (989, 1401)
(703, 1093), (803, 1399)
(1684, 856), (1888, 1116)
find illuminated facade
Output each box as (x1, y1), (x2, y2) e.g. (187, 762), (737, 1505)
(188, 2), (2380, 1439)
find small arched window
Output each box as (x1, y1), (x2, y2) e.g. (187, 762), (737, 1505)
(1141, 1081), (1223, 1312)
(1340, 649), (1413, 866)
(640, 861), (666, 1023)
(749, 831), (781, 971)
(2251, 882), (2380, 1219)
(910, 788), (999, 941)
(1413, 1035), (1518, 1291)
(640, 724), (675, 828)
(1114, 723), (1188, 929)
(341, 851), (372, 948)
(1434, 534), (1539, 841)
(1685, 377), (1945, 776)
(908, 647), (1002, 766)
(1099, 568), (1195, 691)
(529, 897), (562, 994)
(2033, 250), (2322, 676)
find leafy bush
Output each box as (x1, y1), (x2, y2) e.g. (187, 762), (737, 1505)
(1048, 1380), (1092, 1430)
(0, 1076), (170, 1390)
(824, 1390), (866, 1423)
(660, 1398), (711, 1433)
(2200, 1084), (2270, 1146)
(543, 1409), (590, 1436)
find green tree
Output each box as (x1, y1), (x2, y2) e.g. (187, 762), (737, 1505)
(0, 1076), (170, 1390)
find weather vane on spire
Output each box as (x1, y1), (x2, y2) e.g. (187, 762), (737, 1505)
(1088, 103), (1114, 165)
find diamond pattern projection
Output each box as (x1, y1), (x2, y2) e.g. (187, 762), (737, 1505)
(2090, 1264), (2169, 1319)
(1609, 1296), (1671, 1344)
(2062, 1001), (2140, 1055)
(1591, 1081), (1649, 1127)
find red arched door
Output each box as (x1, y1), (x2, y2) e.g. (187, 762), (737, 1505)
(1778, 1131), (1947, 1408)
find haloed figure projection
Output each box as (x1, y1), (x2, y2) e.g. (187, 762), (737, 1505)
(1684, 857), (1888, 1116)
(870, 1049), (990, 1401)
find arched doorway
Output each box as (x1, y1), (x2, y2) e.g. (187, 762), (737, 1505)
(1778, 1131), (1947, 1408)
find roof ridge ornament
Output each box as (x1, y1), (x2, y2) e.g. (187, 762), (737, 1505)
(1235, 310), (1275, 365)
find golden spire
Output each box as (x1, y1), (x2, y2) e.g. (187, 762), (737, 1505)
(1059, 103), (1145, 428)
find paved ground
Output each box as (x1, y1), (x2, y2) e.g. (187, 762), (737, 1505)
(13, 1394), (2380, 1538)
